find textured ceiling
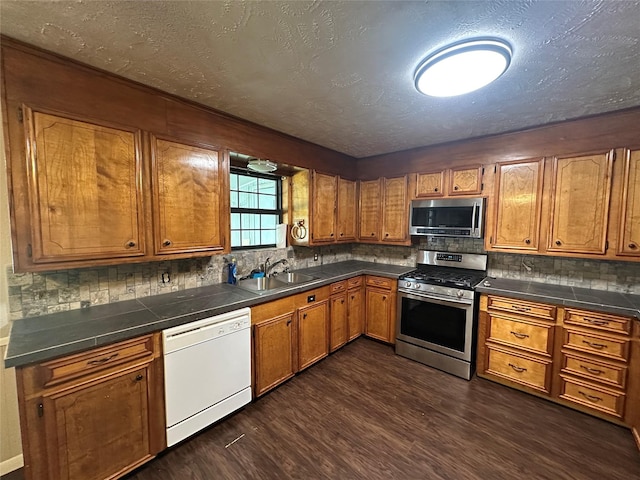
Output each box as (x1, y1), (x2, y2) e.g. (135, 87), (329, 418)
(1, 1), (639, 158)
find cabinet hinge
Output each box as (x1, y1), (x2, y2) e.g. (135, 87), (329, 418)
(482, 167), (485, 175)
(605, 240), (609, 251)
(27, 244), (32, 258)
(17, 107), (23, 123)
(493, 165), (497, 173)
(489, 236), (493, 244)
(38, 403), (43, 417)
(611, 150), (616, 161)
(481, 183), (484, 191)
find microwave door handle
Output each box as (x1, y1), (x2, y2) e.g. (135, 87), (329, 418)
(471, 202), (478, 233)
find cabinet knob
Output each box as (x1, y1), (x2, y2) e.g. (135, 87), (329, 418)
(286, 319), (292, 326)
(385, 233), (389, 237)
(135, 374), (144, 382)
(454, 185), (459, 190)
(126, 240), (136, 248)
(163, 239), (172, 247)
(555, 240), (562, 246)
(303, 313), (307, 319)
(340, 232), (344, 236)
(629, 243), (638, 249)
(524, 238), (531, 245)
(341, 299), (345, 304)
(330, 233), (334, 237)
(434, 187), (438, 192)
(371, 232), (375, 236)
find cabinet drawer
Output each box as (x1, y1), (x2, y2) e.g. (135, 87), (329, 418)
(559, 375), (625, 418)
(330, 281), (347, 294)
(486, 296), (556, 321)
(561, 352), (627, 389)
(564, 309), (632, 336)
(485, 346), (551, 393)
(564, 329), (629, 362)
(347, 276), (363, 289)
(39, 335), (155, 389)
(366, 276), (394, 290)
(487, 315), (553, 356)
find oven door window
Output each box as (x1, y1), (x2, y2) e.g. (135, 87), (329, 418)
(400, 296), (467, 353)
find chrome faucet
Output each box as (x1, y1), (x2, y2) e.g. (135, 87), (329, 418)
(264, 257), (288, 277)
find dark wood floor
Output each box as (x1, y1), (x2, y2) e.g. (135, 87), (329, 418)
(5, 338), (639, 480)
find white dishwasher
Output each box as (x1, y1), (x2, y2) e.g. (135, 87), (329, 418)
(162, 307), (252, 447)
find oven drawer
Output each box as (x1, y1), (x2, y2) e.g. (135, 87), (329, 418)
(561, 352), (627, 389)
(487, 314), (553, 356)
(564, 309), (632, 336)
(486, 295), (556, 321)
(485, 346), (551, 394)
(559, 375), (625, 418)
(564, 329), (629, 362)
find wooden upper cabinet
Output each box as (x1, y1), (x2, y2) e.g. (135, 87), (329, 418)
(449, 165), (483, 195)
(151, 136), (229, 255)
(311, 172), (337, 242)
(382, 176), (409, 243)
(547, 150), (614, 254)
(24, 108), (145, 263)
(617, 148), (640, 256)
(358, 179), (382, 241)
(336, 177), (358, 242)
(490, 159), (544, 250)
(415, 171), (445, 198)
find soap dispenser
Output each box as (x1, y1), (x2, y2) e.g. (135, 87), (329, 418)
(227, 257), (237, 285)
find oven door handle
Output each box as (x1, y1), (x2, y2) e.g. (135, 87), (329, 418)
(399, 290), (473, 306)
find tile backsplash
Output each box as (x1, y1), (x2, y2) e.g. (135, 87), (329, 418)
(6, 238), (640, 321)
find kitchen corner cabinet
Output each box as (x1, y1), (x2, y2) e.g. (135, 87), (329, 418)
(253, 312), (296, 397)
(365, 276), (397, 344)
(151, 136), (229, 255)
(414, 165), (483, 198)
(488, 159), (544, 251)
(16, 334), (165, 480)
(22, 108), (146, 265)
(290, 171), (357, 246)
(547, 150), (614, 254)
(347, 276), (365, 341)
(617, 148), (640, 256)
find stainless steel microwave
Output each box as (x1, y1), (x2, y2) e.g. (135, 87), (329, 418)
(409, 197), (484, 238)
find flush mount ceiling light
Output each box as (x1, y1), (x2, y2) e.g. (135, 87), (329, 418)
(414, 38), (512, 97)
(247, 158), (277, 173)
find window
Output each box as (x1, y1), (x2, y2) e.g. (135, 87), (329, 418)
(230, 169), (282, 249)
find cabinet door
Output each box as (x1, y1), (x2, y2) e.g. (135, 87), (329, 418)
(449, 165), (483, 195)
(347, 285), (365, 341)
(311, 172), (337, 242)
(381, 176), (408, 243)
(42, 366), (153, 480)
(336, 177), (358, 242)
(415, 171), (445, 198)
(618, 148), (640, 256)
(24, 109), (145, 263)
(330, 293), (348, 352)
(548, 151), (613, 254)
(151, 136), (229, 255)
(491, 159), (544, 250)
(365, 287), (393, 343)
(358, 179), (381, 241)
(254, 312), (296, 397)
(298, 300), (329, 370)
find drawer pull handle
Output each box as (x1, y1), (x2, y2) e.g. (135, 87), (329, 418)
(87, 353), (118, 366)
(511, 305), (531, 312)
(135, 374), (144, 382)
(578, 391), (603, 403)
(580, 365), (604, 375)
(508, 363), (527, 373)
(584, 318), (609, 326)
(582, 340), (607, 350)
(510, 331), (529, 339)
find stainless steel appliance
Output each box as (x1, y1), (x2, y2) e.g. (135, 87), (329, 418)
(396, 250), (487, 380)
(409, 197), (484, 238)
(162, 308), (252, 447)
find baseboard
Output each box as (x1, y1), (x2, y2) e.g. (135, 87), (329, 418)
(0, 454), (23, 475)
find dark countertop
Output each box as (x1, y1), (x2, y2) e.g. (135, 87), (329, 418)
(5, 261), (413, 368)
(477, 277), (640, 320)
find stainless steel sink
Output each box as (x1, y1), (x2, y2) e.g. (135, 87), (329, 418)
(235, 277), (288, 294)
(275, 272), (317, 284)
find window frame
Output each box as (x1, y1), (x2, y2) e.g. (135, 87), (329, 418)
(230, 168), (283, 251)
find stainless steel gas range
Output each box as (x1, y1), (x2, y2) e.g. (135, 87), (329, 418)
(395, 250), (487, 380)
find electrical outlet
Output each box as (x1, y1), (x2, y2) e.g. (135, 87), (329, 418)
(162, 272), (171, 284)
(313, 253), (318, 261)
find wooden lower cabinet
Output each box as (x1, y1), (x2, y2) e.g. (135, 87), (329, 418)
(478, 294), (639, 434)
(16, 334), (165, 480)
(251, 285), (331, 397)
(330, 290), (348, 352)
(253, 312), (296, 397)
(347, 277), (365, 341)
(364, 276), (397, 344)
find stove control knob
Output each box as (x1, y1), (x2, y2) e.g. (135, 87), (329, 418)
(457, 290), (464, 298)
(405, 282), (412, 288)
(415, 283), (421, 289)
